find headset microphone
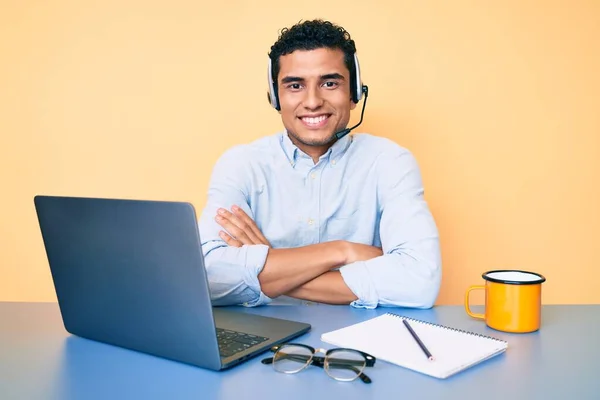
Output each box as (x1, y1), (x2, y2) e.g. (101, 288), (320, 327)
(332, 84), (369, 142)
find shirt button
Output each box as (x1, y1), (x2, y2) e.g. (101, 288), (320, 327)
(331, 160), (337, 165)
(307, 218), (314, 225)
(310, 173), (316, 179)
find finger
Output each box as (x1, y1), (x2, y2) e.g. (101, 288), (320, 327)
(217, 210), (258, 244)
(231, 206), (266, 243)
(215, 215), (253, 245)
(231, 206), (271, 246)
(219, 230), (243, 248)
(217, 208), (263, 244)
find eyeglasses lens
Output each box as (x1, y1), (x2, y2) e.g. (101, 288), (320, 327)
(325, 349), (366, 381)
(273, 345), (313, 373)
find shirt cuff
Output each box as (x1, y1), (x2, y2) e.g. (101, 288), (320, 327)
(339, 261), (379, 309)
(241, 244), (272, 307)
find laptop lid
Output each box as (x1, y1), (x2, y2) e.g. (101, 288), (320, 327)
(33, 195), (310, 370)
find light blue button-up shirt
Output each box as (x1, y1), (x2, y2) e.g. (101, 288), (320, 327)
(198, 131), (441, 309)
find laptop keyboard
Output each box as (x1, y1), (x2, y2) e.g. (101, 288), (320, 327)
(216, 328), (270, 358)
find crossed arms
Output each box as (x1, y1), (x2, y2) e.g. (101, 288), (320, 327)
(214, 205), (383, 304)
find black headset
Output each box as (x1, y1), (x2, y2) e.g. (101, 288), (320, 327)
(267, 52), (366, 111)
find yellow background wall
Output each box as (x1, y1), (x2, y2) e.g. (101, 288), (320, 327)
(1, 1), (598, 305)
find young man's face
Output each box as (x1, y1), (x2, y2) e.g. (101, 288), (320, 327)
(276, 47), (356, 154)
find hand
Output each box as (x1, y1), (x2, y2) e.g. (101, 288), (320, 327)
(215, 205), (271, 248)
(342, 241), (383, 264)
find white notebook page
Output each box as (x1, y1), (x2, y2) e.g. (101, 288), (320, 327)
(321, 313), (508, 379)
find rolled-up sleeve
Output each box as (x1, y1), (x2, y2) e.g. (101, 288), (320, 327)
(339, 148), (442, 309)
(198, 147), (272, 307)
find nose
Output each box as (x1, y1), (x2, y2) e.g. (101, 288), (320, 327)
(303, 85), (324, 110)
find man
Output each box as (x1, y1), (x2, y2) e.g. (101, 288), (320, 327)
(198, 19), (441, 309)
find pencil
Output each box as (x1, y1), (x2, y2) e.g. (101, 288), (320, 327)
(403, 319), (435, 361)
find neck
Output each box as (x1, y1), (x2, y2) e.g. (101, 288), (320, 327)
(287, 133), (335, 164)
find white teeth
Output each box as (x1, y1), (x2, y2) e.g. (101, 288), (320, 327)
(302, 115), (328, 125)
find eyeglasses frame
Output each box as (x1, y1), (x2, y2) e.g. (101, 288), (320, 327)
(260, 343), (376, 384)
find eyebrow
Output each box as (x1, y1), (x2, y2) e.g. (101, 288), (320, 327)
(321, 73), (345, 81)
(280, 73), (346, 84)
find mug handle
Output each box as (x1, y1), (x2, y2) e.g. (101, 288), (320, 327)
(465, 285), (485, 320)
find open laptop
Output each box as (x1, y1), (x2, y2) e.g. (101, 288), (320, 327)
(33, 195), (311, 371)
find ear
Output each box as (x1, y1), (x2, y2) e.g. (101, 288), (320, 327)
(350, 99), (358, 110)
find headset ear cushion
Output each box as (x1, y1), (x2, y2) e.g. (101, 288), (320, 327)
(353, 53), (363, 103)
(267, 93), (280, 111)
(267, 59), (279, 110)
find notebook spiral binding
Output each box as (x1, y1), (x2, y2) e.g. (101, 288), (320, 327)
(386, 313), (507, 344)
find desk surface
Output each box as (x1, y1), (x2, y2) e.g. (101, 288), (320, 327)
(0, 302), (598, 400)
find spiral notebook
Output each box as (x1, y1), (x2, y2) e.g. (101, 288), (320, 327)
(321, 313), (508, 379)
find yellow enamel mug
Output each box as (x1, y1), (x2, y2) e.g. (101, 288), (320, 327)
(465, 270), (546, 333)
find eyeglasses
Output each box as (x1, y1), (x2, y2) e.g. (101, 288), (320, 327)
(261, 343), (376, 383)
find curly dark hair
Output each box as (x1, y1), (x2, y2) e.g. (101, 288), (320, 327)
(268, 19), (357, 90)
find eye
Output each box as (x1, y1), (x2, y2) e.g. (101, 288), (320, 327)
(286, 83), (302, 90)
(323, 81), (338, 88)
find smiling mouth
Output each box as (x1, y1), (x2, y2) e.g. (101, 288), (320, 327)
(299, 115), (330, 128)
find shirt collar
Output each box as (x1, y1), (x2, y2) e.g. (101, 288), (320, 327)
(279, 130), (353, 167)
